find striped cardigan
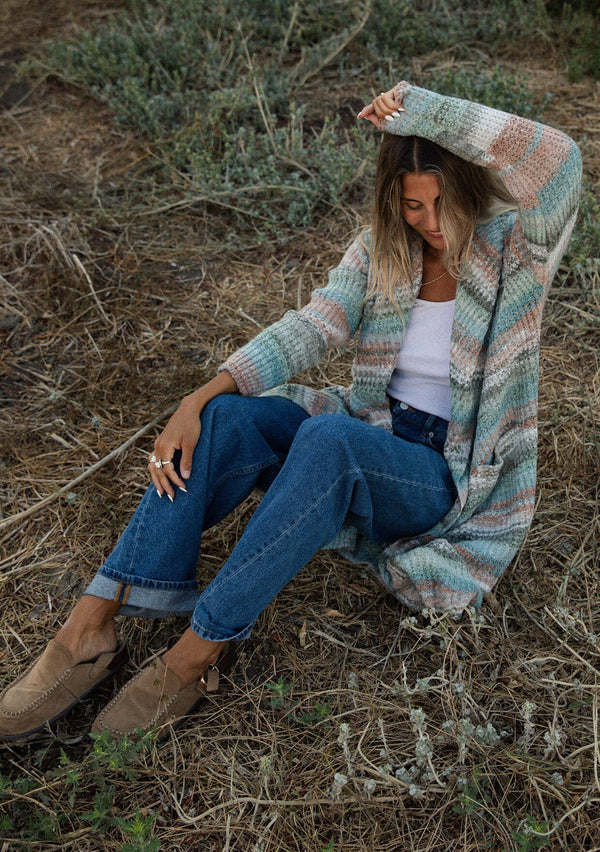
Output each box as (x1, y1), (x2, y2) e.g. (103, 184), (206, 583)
(222, 83), (582, 612)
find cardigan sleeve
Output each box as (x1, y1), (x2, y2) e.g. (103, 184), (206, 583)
(386, 82), (582, 287)
(221, 236), (370, 396)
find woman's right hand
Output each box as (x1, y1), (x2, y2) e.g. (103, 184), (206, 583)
(148, 370), (238, 500)
(357, 88), (404, 127)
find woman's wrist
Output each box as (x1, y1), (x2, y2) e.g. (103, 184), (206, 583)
(184, 371), (238, 412)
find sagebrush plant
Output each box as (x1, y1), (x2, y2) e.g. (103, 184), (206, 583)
(425, 64), (552, 120)
(320, 610), (577, 845)
(564, 176), (600, 276)
(40, 0), (555, 237)
(548, 2), (600, 81)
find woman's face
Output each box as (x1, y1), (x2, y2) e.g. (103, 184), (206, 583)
(400, 172), (445, 251)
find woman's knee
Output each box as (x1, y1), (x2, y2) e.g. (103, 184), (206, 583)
(292, 414), (355, 459)
(201, 394), (246, 428)
(199, 395), (267, 446)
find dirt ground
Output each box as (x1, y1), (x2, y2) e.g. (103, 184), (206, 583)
(0, 3), (599, 851)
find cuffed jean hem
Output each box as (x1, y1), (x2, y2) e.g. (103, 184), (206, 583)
(84, 572), (201, 619)
(190, 614), (255, 643)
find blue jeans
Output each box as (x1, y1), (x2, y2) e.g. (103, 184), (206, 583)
(86, 394), (456, 641)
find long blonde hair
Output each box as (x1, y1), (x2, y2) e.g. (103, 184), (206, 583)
(370, 135), (517, 305)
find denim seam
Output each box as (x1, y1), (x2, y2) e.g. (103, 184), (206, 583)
(211, 453), (280, 491)
(360, 467), (450, 493)
(126, 492), (154, 574)
(202, 466), (361, 596)
(97, 567), (199, 590)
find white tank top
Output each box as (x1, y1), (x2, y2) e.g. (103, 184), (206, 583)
(386, 298), (455, 421)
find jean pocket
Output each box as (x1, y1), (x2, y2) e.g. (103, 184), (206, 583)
(427, 431), (446, 454)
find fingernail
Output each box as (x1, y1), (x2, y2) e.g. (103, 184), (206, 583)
(156, 489), (162, 499)
(394, 107), (406, 113)
(182, 470), (190, 478)
(385, 115), (395, 122)
(357, 111), (365, 119)
(179, 486), (188, 493)
(167, 494), (174, 503)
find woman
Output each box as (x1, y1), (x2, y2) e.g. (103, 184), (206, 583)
(0, 82), (582, 741)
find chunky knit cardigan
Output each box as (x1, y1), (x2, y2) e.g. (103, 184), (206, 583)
(222, 83), (582, 612)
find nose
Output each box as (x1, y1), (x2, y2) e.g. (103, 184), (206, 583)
(424, 206), (439, 231)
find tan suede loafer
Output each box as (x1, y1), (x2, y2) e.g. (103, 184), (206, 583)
(0, 639), (129, 741)
(91, 643), (233, 740)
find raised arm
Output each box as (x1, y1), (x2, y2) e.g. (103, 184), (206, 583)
(360, 82), (582, 282)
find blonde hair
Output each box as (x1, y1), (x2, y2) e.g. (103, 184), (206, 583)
(369, 135), (517, 305)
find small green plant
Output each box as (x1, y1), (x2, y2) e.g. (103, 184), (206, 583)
(453, 772), (492, 816)
(116, 810), (161, 852)
(511, 815), (551, 850)
(296, 699), (332, 726)
(82, 787), (116, 832)
(0, 731), (161, 844)
(0, 769), (65, 841)
(267, 676), (294, 709)
(88, 728), (157, 779)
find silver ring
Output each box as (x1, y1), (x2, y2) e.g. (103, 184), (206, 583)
(154, 459), (164, 469)
(162, 460), (173, 465)
(149, 454), (157, 463)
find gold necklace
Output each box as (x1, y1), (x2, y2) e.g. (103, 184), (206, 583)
(421, 268), (449, 287)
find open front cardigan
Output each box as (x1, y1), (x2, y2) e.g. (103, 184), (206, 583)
(222, 83), (582, 612)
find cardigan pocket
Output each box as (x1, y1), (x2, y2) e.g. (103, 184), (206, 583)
(463, 456), (504, 518)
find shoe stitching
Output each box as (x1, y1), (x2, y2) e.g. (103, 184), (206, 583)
(94, 664), (213, 734)
(95, 666), (179, 731)
(1, 649), (120, 719)
(0, 664), (77, 718)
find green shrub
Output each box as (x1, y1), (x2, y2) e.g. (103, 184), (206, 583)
(41, 0), (553, 236)
(366, 0), (549, 61)
(566, 20), (600, 81)
(424, 64), (551, 120)
(564, 177), (600, 275)
(544, 3), (600, 80)
(46, 0), (381, 234)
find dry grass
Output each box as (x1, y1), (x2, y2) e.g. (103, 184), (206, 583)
(0, 13), (599, 852)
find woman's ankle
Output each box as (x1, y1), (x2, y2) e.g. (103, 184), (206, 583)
(55, 596), (120, 662)
(162, 629), (224, 687)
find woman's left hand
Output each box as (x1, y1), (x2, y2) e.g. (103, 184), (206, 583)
(357, 89), (404, 127)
